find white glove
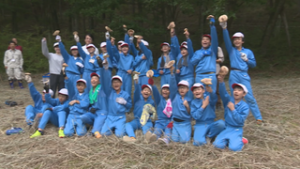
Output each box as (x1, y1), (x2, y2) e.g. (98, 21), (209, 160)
(55, 35), (61, 42)
(105, 32), (110, 40)
(133, 74), (139, 81)
(74, 35), (79, 42)
(89, 59), (95, 64)
(240, 52), (248, 61)
(25, 75), (32, 83)
(129, 36), (134, 43)
(116, 97), (127, 105)
(75, 62), (84, 68)
(219, 22), (227, 29)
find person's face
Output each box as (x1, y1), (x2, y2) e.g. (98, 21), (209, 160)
(9, 43), (16, 50)
(91, 76), (100, 87)
(233, 37), (244, 48)
(178, 85), (189, 97)
(180, 48), (188, 57)
(141, 87), (151, 99)
(112, 79), (122, 91)
(192, 87), (204, 99)
(76, 82), (86, 93)
(54, 46), (60, 53)
(101, 47), (107, 53)
(121, 46), (129, 54)
(201, 37), (211, 49)
(12, 38), (17, 44)
(161, 45), (170, 53)
(233, 87), (246, 100)
(161, 88), (170, 99)
(85, 35), (92, 45)
(71, 49), (78, 56)
(87, 47), (95, 54)
(42, 93), (45, 102)
(58, 94), (68, 104)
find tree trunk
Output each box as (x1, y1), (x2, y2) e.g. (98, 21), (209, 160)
(281, 11), (291, 51)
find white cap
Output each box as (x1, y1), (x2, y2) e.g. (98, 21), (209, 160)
(58, 88), (68, 96)
(161, 84), (170, 89)
(120, 42), (129, 47)
(181, 41), (187, 46)
(180, 44), (188, 50)
(43, 89), (54, 97)
(142, 84), (152, 92)
(111, 75), (123, 82)
(178, 80), (189, 87)
(86, 44), (96, 49)
(191, 83), (204, 91)
(232, 32), (244, 39)
(100, 42), (107, 48)
(232, 83), (248, 94)
(118, 40), (125, 45)
(53, 42), (59, 47)
(70, 46), (78, 50)
(76, 79), (87, 85)
(141, 40), (149, 46)
(160, 42), (170, 47)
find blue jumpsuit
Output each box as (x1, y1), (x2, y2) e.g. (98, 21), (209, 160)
(59, 42), (84, 89)
(169, 75), (193, 143)
(100, 69), (132, 137)
(191, 92), (225, 146)
(151, 85), (172, 140)
(213, 82), (250, 151)
(133, 42), (152, 87)
(80, 85), (108, 134)
(222, 29), (262, 120)
(125, 83), (155, 138)
(191, 19), (218, 93)
(176, 38), (195, 99)
(25, 82), (50, 125)
(38, 94), (69, 130)
(77, 42), (100, 92)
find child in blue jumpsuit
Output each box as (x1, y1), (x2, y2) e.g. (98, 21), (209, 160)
(191, 16), (218, 93)
(220, 18), (263, 122)
(58, 39), (84, 89)
(30, 88), (69, 138)
(80, 73), (107, 138)
(100, 73), (132, 137)
(64, 79), (90, 137)
(190, 83), (225, 146)
(169, 69), (193, 143)
(213, 75), (250, 151)
(123, 81), (155, 142)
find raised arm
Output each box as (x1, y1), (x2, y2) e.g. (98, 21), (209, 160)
(133, 82), (141, 104)
(186, 38), (194, 60)
(139, 41), (151, 62)
(102, 69), (112, 96)
(64, 78), (76, 100)
(59, 42), (70, 63)
(210, 17), (218, 56)
(208, 91), (218, 106)
(41, 39), (50, 59)
(219, 82), (230, 108)
(171, 35), (180, 61)
(169, 74), (177, 101)
(28, 82), (42, 104)
(152, 85), (161, 106)
(76, 42), (86, 60)
(223, 29), (233, 55)
(107, 38), (120, 62)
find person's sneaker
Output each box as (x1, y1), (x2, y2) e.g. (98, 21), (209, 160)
(242, 137), (248, 144)
(30, 130), (43, 138)
(158, 138), (169, 145)
(256, 119), (263, 125)
(145, 131), (152, 142)
(94, 131), (102, 138)
(58, 129), (65, 138)
(123, 136), (136, 142)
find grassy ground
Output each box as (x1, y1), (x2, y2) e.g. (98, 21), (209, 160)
(0, 72), (299, 168)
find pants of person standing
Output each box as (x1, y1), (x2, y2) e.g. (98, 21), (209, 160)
(50, 73), (65, 98)
(6, 67), (22, 80)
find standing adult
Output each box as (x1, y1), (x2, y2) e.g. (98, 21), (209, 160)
(81, 34), (99, 55)
(7, 38), (23, 53)
(4, 41), (24, 88)
(41, 38), (64, 98)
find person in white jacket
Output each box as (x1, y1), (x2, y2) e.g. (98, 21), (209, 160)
(81, 34), (99, 55)
(41, 38), (65, 98)
(4, 41), (24, 89)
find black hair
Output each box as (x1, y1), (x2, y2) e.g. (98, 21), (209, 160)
(233, 85), (244, 91)
(138, 48), (143, 55)
(76, 81), (86, 86)
(112, 78), (122, 83)
(9, 41), (16, 45)
(85, 34), (94, 41)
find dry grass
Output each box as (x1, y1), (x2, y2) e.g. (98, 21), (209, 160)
(0, 72), (300, 169)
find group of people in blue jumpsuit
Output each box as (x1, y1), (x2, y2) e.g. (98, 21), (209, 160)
(24, 14), (262, 151)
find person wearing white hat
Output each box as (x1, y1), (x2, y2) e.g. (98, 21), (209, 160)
(30, 88), (69, 138)
(55, 35), (84, 90)
(123, 78), (155, 142)
(41, 37), (65, 97)
(219, 15), (263, 123)
(213, 75), (250, 151)
(64, 79), (90, 137)
(191, 15), (219, 95)
(4, 41), (24, 89)
(75, 33), (100, 92)
(190, 83), (225, 146)
(100, 73), (132, 138)
(24, 74), (53, 127)
(175, 29), (195, 100)
(81, 34), (99, 55)
(106, 31), (134, 95)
